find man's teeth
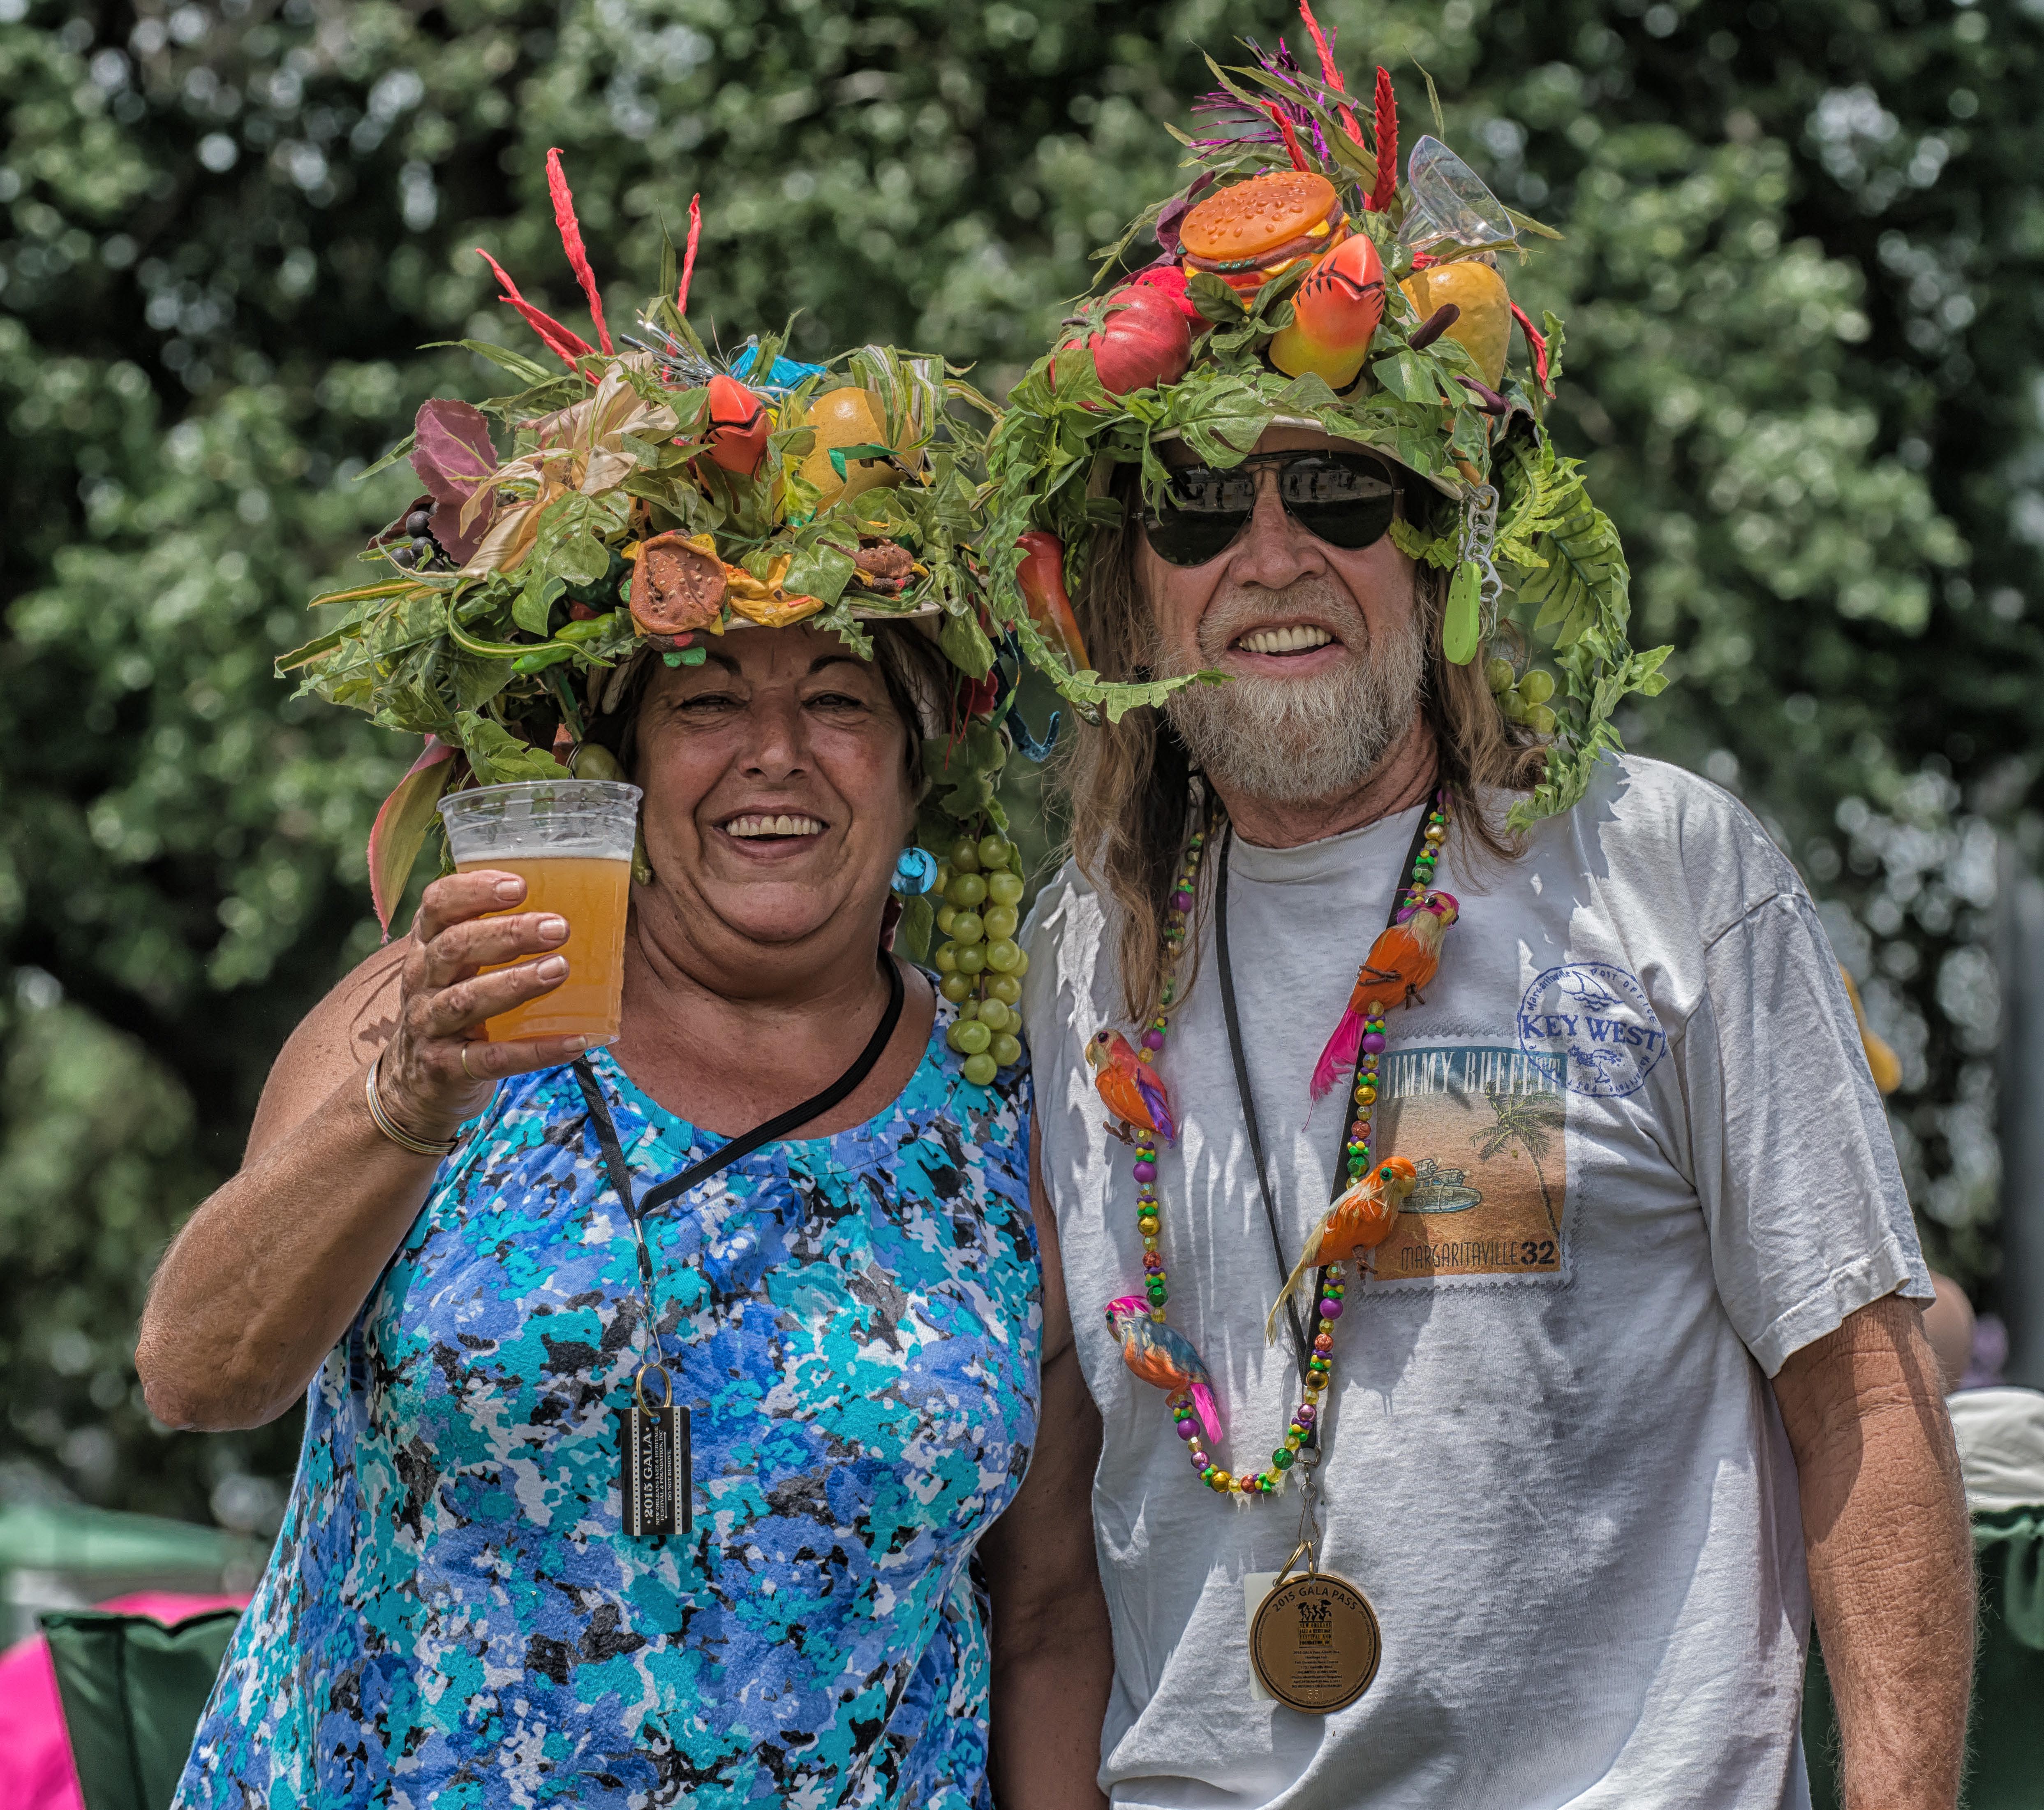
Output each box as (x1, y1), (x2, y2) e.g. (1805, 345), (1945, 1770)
(1238, 625), (1335, 655)
(726, 814), (825, 838)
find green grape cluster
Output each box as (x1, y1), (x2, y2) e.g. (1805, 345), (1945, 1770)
(1485, 657), (1558, 736)
(933, 831), (1031, 1088)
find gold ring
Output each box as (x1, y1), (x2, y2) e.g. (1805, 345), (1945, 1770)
(459, 1044), (477, 1082)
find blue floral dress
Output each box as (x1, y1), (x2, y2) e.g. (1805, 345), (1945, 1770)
(176, 1004), (1038, 1809)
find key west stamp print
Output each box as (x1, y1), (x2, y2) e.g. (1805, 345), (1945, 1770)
(1372, 1044), (1568, 1286)
(175, 1008), (1039, 1810)
(1516, 962), (1667, 1099)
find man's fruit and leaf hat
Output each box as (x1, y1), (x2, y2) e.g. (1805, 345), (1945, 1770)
(289, 157), (1135, 939)
(984, 3), (1672, 829)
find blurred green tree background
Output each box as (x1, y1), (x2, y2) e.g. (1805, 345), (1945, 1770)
(2, 0), (2039, 1527)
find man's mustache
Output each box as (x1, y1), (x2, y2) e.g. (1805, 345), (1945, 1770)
(1194, 581), (1370, 663)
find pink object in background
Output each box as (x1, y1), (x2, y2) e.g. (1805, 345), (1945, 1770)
(0, 1590), (247, 1810)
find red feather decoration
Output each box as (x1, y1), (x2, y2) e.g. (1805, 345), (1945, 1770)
(676, 193), (703, 316)
(1369, 67), (1399, 213)
(545, 148), (613, 354)
(1296, 0), (1364, 147)
(1511, 300), (1553, 393)
(474, 248), (594, 371)
(1262, 101), (1311, 173)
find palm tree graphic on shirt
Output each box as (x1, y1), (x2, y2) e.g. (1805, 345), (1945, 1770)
(1472, 1089), (1566, 1233)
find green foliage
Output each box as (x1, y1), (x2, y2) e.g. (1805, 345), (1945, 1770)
(0, 986), (298, 1519)
(1, 0), (2038, 1525)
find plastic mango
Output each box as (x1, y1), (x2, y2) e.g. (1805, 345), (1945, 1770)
(1399, 262), (1511, 389)
(798, 387), (910, 507)
(1268, 235), (1385, 392)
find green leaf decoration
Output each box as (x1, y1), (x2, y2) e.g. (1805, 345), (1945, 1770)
(1389, 518), (1458, 569)
(422, 338), (562, 389)
(1503, 206), (1565, 242)
(1186, 271), (1251, 322)
(1415, 59), (1447, 136)
(1491, 430), (1672, 830)
(1369, 350), (1446, 405)
(939, 606), (997, 679)
(453, 711), (571, 784)
(897, 891), (935, 963)
(1540, 313), (1568, 389)
(357, 433), (418, 484)
(827, 442), (899, 481)
(512, 570), (562, 637)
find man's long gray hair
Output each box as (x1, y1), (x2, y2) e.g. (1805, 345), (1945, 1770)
(1053, 488), (1547, 1026)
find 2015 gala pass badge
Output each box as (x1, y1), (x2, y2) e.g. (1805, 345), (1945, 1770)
(1249, 1569), (1382, 1713)
(618, 1398), (690, 1538)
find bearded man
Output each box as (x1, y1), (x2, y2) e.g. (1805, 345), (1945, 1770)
(983, 31), (1972, 1810)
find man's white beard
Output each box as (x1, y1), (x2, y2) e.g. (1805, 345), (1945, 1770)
(1157, 575), (1427, 804)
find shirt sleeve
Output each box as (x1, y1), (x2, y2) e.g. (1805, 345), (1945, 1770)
(1678, 887), (1931, 1376)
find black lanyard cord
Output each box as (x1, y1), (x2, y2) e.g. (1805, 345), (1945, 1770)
(569, 954), (908, 1345)
(1213, 800), (1439, 1381)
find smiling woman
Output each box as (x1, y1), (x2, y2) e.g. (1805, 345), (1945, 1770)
(131, 180), (1114, 1807)
(613, 631), (941, 1011)
(136, 612), (1095, 1808)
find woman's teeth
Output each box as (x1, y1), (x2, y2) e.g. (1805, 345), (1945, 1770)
(1237, 625), (1335, 655)
(726, 814), (824, 838)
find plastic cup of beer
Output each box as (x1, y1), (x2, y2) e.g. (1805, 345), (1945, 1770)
(437, 778), (642, 1045)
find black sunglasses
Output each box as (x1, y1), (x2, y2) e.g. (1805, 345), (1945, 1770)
(1140, 450), (1401, 569)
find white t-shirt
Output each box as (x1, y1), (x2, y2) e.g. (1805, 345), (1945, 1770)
(1021, 755), (1928, 1810)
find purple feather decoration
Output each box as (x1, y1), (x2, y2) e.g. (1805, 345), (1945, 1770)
(1190, 35), (1327, 163)
(1134, 1066), (1179, 1145)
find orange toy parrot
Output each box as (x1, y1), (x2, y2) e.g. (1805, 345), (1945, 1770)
(1267, 234), (1387, 391)
(1309, 890), (1460, 1104)
(1086, 1028), (1178, 1146)
(1106, 1295), (1222, 1446)
(1266, 1157), (1418, 1342)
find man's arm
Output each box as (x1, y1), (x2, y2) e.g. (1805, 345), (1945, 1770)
(981, 1130), (1113, 1810)
(1771, 1292), (1971, 1810)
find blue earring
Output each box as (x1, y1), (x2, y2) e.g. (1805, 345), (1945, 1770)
(893, 845), (939, 896)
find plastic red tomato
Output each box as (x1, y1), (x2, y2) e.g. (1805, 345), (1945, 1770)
(1054, 284), (1193, 397)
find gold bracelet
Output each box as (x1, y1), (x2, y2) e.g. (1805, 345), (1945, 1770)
(364, 1053), (462, 1159)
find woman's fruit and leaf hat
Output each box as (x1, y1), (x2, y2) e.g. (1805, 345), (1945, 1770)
(983, 2), (1672, 829)
(287, 155), (1151, 963)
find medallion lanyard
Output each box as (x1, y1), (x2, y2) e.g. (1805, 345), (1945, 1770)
(567, 954), (906, 1536)
(1212, 801), (1438, 1405)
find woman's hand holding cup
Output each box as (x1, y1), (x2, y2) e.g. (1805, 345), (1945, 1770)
(374, 870), (587, 1143)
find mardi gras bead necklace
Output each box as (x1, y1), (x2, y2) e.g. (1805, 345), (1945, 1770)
(1095, 789), (1456, 1502)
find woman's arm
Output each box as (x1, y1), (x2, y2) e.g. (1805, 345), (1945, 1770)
(136, 870), (587, 1431)
(982, 1128), (1113, 1810)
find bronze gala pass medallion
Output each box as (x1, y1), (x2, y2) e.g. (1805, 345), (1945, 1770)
(1250, 1567), (1382, 1713)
